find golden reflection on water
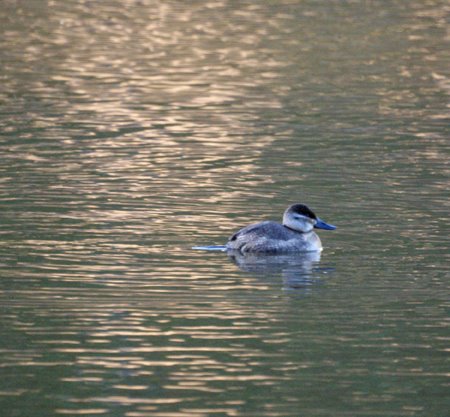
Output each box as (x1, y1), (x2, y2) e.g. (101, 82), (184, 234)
(0, 1), (449, 417)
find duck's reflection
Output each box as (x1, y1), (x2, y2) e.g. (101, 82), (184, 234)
(227, 250), (328, 289)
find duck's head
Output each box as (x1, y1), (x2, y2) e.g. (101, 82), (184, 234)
(283, 203), (336, 233)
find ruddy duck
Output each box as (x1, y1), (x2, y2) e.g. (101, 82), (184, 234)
(226, 203), (336, 254)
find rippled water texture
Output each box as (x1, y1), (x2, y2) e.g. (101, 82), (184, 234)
(0, 1), (449, 416)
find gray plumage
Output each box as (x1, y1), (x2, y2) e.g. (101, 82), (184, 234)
(226, 204), (335, 254)
(226, 221), (320, 254)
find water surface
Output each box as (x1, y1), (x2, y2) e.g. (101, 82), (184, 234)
(0, 1), (449, 416)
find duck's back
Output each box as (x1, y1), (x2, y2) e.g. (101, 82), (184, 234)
(226, 221), (320, 254)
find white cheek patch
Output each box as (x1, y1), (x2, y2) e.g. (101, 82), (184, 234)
(302, 221), (314, 233)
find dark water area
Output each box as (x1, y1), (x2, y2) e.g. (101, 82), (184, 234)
(0, 1), (449, 416)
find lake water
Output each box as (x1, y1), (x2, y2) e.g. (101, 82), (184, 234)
(1, 1), (449, 416)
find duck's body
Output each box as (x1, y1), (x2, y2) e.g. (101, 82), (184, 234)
(226, 220), (323, 253)
(226, 204), (335, 254)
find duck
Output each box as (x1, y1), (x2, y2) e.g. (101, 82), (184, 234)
(226, 203), (336, 254)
